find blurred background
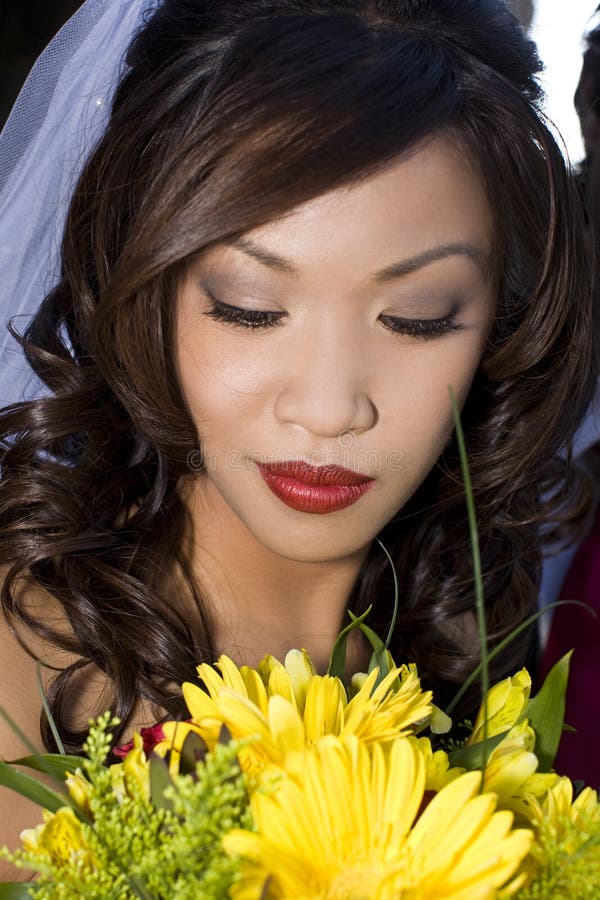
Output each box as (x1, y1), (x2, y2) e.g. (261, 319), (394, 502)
(0, 0), (598, 165)
(0, 0), (81, 128)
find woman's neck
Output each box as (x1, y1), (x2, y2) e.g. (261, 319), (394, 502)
(179, 475), (372, 675)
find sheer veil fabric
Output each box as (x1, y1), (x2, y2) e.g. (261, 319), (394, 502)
(0, 0), (159, 405)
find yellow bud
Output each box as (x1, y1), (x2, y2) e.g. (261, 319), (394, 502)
(484, 748), (539, 799)
(350, 671), (369, 695)
(65, 768), (92, 815)
(257, 653), (281, 686)
(430, 704), (452, 735)
(283, 649), (317, 715)
(469, 669), (532, 744)
(123, 732), (150, 800)
(415, 736), (464, 791)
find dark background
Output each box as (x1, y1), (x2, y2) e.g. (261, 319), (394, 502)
(0, 0), (82, 128)
(0, 0), (534, 131)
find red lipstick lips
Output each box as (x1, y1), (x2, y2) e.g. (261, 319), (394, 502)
(256, 460), (375, 514)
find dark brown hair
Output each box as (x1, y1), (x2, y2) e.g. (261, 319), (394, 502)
(0, 0), (597, 751)
(575, 9), (600, 124)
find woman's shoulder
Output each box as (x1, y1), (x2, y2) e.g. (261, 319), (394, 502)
(0, 567), (70, 756)
(0, 566), (113, 746)
(0, 564), (159, 754)
(0, 568), (65, 878)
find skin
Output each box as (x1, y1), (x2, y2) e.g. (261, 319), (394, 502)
(0, 133), (496, 874)
(174, 134), (496, 673)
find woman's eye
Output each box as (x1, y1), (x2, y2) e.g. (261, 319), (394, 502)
(203, 293), (462, 339)
(203, 296), (286, 329)
(378, 314), (463, 339)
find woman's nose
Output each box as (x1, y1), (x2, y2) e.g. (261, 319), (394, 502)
(273, 316), (378, 439)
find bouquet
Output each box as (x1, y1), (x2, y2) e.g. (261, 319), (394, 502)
(1, 638), (599, 898)
(1, 398), (598, 899)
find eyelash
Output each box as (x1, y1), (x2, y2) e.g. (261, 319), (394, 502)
(203, 296), (463, 339)
(204, 297), (285, 330)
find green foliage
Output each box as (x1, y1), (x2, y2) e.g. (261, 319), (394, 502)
(0, 762), (73, 817)
(516, 814), (600, 899)
(327, 536), (400, 687)
(327, 605), (372, 680)
(0, 714), (253, 900)
(0, 886), (35, 899)
(447, 729), (509, 769)
(5, 756), (84, 783)
(448, 387), (490, 779)
(521, 652), (571, 772)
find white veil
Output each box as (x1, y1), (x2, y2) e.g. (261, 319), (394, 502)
(0, 0), (159, 404)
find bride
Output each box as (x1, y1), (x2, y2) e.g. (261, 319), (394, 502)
(0, 0), (595, 874)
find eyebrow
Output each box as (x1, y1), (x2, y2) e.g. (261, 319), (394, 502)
(224, 237), (488, 282)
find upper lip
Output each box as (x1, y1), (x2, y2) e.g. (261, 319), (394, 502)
(256, 459), (375, 486)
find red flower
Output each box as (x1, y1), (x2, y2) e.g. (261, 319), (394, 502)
(113, 722), (166, 759)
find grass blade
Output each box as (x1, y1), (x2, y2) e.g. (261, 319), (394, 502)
(444, 599), (594, 716)
(327, 605), (372, 680)
(0, 705), (38, 757)
(0, 759), (71, 813)
(449, 386), (490, 784)
(7, 754), (84, 782)
(375, 538), (400, 649)
(35, 663), (65, 756)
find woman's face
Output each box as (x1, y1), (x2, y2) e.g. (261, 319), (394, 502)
(174, 135), (496, 563)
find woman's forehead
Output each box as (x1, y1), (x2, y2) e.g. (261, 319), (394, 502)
(199, 135), (494, 287)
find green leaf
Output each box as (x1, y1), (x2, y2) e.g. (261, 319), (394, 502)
(572, 779), (587, 797)
(521, 650), (572, 772)
(149, 754), (175, 812)
(218, 723), (233, 745)
(178, 730), (208, 775)
(126, 877), (157, 900)
(7, 754), (84, 782)
(368, 646), (393, 689)
(327, 605), (372, 680)
(351, 615), (386, 657)
(448, 730), (509, 769)
(346, 612), (397, 689)
(0, 759), (74, 814)
(0, 885), (38, 899)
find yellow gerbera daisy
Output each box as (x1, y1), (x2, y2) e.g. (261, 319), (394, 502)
(155, 651), (432, 775)
(223, 734), (532, 899)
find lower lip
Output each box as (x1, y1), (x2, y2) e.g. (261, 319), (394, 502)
(257, 469), (375, 514)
